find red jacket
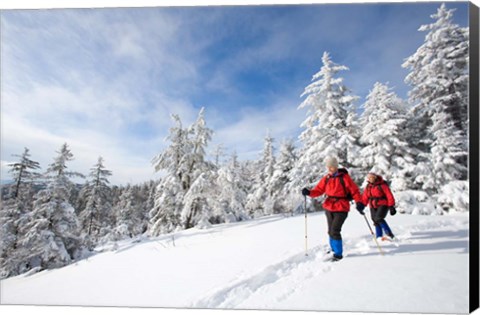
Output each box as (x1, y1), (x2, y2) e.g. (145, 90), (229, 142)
(361, 176), (395, 209)
(309, 169), (362, 212)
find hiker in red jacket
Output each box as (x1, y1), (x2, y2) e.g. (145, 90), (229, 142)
(361, 172), (396, 240)
(302, 157), (366, 261)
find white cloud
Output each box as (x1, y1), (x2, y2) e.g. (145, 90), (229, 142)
(212, 97), (305, 160)
(0, 9), (209, 184)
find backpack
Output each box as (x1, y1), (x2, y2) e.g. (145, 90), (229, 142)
(325, 168), (353, 201)
(367, 179), (393, 208)
(375, 179), (392, 198)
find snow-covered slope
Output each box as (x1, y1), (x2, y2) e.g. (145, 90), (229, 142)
(0, 211), (470, 314)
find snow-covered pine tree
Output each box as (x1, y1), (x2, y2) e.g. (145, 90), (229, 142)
(0, 148), (41, 278)
(212, 144), (226, 169)
(424, 113), (467, 194)
(344, 97), (365, 184)
(182, 108), (213, 190)
(78, 157), (112, 249)
(103, 185), (144, 242)
(133, 183), (152, 234)
(0, 200), (32, 278)
(263, 132), (276, 187)
(6, 147), (42, 200)
(402, 3), (469, 193)
(149, 108), (214, 235)
(404, 3), (469, 136)
(149, 176), (183, 236)
(262, 132), (276, 215)
(293, 51), (360, 190)
(17, 143), (84, 273)
(110, 185), (123, 211)
(245, 131), (276, 217)
(141, 180), (157, 230)
(213, 152), (250, 223)
(269, 139), (297, 214)
(149, 114), (187, 236)
(180, 107), (215, 229)
(181, 172), (215, 229)
(358, 82), (416, 191)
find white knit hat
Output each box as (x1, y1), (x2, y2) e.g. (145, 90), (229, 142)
(325, 156), (339, 168)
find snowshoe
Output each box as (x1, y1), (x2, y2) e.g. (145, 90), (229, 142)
(381, 234), (395, 242)
(380, 234), (400, 248)
(325, 254), (343, 262)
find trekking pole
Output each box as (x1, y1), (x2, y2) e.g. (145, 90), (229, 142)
(304, 195), (308, 256)
(362, 214), (385, 255)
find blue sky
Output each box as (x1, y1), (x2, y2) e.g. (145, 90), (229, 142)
(0, 1), (470, 185)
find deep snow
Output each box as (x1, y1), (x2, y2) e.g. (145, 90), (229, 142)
(0, 210), (471, 314)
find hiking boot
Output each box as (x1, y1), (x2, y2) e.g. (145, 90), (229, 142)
(381, 234), (395, 241)
(328, 254), (343, 262)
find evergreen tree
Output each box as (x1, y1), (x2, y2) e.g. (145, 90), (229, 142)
(212, 144), (226, 168)
(152, 114), (189, 181)
(78, 157), (112, 249)
(181, 172), (215, 229)
(149, 114), (188, 236)
(403, 3), (469, 136)
(132, 183), (150, 234)
(180, 107), (215, 228)
(149, 176), (183, 236)
(17, 143), (84, 272)
(149, 108), (214, 235)
(7, 147), (41, 200)
(402, 3), (469, 191)
(358, 82), (416, 191)
(262, 132), (276, 215)
(293, 52), (359, 189)
(270, 139), (297, 213)
(246, 131), (276, 217)
(263, 131), (276, 187)
(185, 108), (213, 190)
(213, 152), (250, 223)
(420, 113), (467, 193)
(143, 180), (157, 229)
(0, 194), (33, 278)
(1, 149), (40, 277)
(104, 185), (143, 242)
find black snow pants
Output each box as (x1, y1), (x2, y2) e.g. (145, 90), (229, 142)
(325, 211), (348, 240)
(370, 205), (389, 226)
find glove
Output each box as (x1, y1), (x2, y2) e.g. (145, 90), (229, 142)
(389, 206), (397, 216)
(356, 202), (365, 215)
(302, 188), (310, 196)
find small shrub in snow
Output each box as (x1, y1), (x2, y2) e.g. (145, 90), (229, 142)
(436, 181), (469, 213)
(395, 190), (442, 215)
(195, 217), (212, 229)
(224, 213), (237, 223)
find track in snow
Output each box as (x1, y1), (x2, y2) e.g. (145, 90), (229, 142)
(190, 244), (330, 308)
(189, 217), (464, 309)
(190, 235), (401, 309)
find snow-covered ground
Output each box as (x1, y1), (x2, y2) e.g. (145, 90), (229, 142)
(0, 210), (471, 314)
